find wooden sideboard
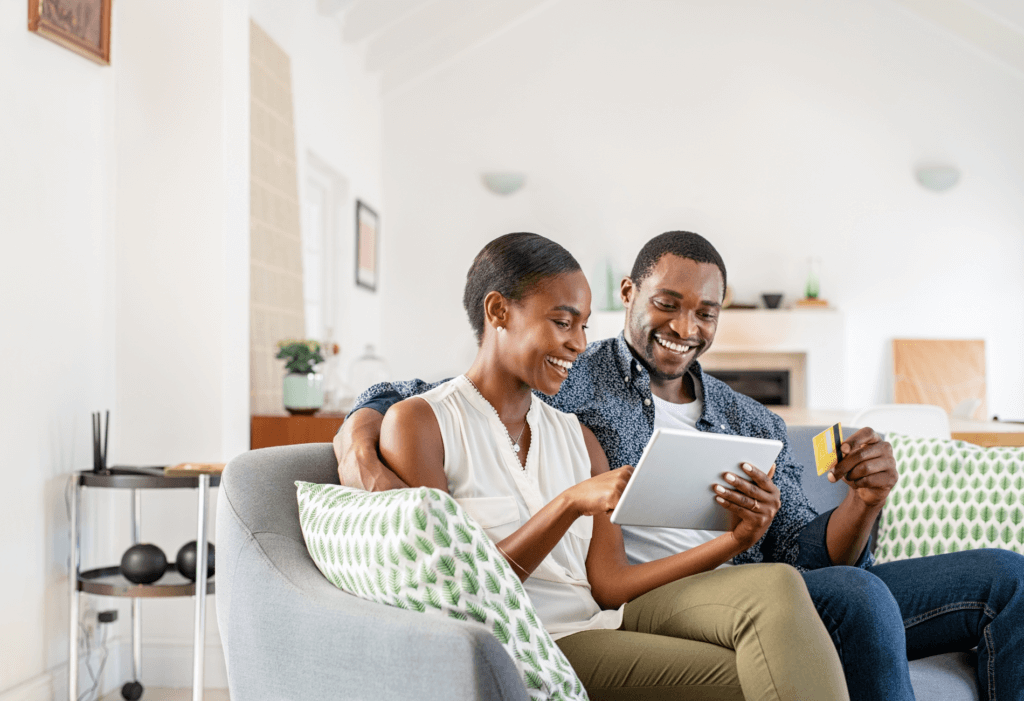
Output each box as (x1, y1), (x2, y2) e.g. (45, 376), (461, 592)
(774, 409), (1024, 448)
(251, 413), (346, 450)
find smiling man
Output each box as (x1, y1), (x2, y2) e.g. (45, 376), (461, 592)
(336, 231), (1024, 701)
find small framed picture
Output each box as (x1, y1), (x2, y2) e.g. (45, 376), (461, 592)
(355, 200), (379, 291)
(28, 0), (112, 65)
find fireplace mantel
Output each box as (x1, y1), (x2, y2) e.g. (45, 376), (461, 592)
(587, 309), (845, 409)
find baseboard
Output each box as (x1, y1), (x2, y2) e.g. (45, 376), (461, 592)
(0, 669), (64, 701)
(1, 637), (131, 701)
(0, 637), (225, 701)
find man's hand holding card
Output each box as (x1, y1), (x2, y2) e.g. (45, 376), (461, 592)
(816, 424), (899, 508)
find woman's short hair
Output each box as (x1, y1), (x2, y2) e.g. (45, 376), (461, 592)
(463, 233), (581, 343)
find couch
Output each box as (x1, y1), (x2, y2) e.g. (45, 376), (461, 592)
(216, 426), (979, 701)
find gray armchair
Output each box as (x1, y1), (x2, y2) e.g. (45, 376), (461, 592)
(216, 443), (528, 701)
(218, 431), (980, 701)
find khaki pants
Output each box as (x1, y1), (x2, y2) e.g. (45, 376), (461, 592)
(555, 564), (848, 701)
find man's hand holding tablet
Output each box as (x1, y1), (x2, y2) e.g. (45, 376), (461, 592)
(714, 461), (781, 549)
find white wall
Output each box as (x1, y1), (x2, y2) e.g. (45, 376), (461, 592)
(0, 1), (117, 697)
(378, 0), (1024, 419)
(111, 0), (249, 689)
(250, 0), (385, 392)
(1, 0), (383, 696)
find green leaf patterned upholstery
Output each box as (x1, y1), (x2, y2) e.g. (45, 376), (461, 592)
(875, 435), (1024, 563)
(296, 482), (587, 701)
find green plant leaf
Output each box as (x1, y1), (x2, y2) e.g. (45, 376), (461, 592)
(454, 523), (474, 544)
(476, 543), (490, 562)
(433, 524), (453, 549)
(456, 549), (478, 573)
(516, 620), (532, 645)
(415, 535), (435, 556)
(400, 542), (418, 562)
(430, 507), (449, 530)
(484, 600), (510, 622)
(442, 579), (461, 607)
(492, 619), (511, 644)
(437, 555), (457, 578)
(466, 602), (487, 623)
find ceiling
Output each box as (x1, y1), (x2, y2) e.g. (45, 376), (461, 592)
(318, 0), (1024, 95)
(320, 0), (554, 95)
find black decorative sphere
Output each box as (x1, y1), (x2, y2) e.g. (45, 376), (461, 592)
(176, 540), (215, 581)
(121, 681), (144, 701)
(120, 543), (167, 584)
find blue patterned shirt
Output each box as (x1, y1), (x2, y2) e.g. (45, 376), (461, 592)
(351, 333), (871, 571)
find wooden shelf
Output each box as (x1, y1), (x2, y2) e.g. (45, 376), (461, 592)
(251, 413), (346, 450)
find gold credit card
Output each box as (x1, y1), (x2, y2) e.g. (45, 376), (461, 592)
(812, 423), (844, 476)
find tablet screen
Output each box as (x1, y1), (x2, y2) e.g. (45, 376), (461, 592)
(610, 429), (782, 531)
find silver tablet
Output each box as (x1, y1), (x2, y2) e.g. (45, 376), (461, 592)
(610, 428), (783, 531)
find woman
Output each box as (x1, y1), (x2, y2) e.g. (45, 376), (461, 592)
(380, 233), (847, 701)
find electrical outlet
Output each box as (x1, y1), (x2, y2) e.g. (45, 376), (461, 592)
(79, 602), (98, 651)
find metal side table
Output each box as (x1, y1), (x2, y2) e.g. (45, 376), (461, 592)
(69, 467), (218, 701)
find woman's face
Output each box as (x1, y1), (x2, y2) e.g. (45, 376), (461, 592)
(501, 270), (592, 396)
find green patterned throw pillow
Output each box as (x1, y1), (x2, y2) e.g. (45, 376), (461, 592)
(295, 482), (587, 701)
(875, 434), (1024, 564)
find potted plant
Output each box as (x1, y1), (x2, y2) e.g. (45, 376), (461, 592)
(276, 339), (326, 415)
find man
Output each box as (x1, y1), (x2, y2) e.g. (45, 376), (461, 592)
(336, 231), (1024, 700)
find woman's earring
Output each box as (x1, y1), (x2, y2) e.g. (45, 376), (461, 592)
(496, 326), (505, 333)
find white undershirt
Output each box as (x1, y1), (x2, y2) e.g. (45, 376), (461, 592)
(619, 373), (734, 568)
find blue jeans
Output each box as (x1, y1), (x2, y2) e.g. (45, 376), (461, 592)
(802, 549), (1024, 701)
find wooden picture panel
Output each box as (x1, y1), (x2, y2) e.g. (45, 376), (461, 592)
(28, 0), (112, 65)
(893, 339), (986, 420)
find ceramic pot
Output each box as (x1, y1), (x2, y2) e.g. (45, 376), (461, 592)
(283, 372), (324, 415)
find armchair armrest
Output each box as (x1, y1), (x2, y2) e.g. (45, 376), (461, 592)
(217, 483), (528, 701)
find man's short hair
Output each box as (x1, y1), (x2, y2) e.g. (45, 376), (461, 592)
(629, 231), (727, 297)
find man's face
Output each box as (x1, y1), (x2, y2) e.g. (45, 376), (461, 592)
(621, 254), (723, 382)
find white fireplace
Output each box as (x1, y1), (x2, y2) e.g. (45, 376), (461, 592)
(586, 309), (845, 410)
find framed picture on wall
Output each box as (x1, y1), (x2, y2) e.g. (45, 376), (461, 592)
(28, 0), (112, 65)
(355, 200), (379, 291)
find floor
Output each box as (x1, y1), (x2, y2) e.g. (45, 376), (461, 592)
(100, 689), (229, 701)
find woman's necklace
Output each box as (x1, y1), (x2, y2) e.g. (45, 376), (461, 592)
(463, 376), (528, 456)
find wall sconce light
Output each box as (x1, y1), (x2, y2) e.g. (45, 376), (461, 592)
(481, 172), (526, 196)
(915, 164), (961, 192)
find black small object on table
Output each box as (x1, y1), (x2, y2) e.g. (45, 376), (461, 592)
(69, 466), (218, 701)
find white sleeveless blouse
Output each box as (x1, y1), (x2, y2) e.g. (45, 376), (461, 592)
(417, 376), (624, 640)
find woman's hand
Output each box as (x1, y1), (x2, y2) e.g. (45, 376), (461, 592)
(567, 466), (634, 517)
(715, 463), (780, 550)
